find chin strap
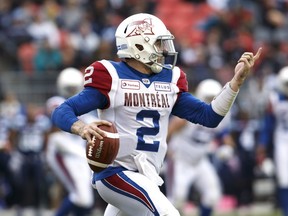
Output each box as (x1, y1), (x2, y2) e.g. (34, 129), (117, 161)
(150, 63), (163, 73)
(143, 62), (163, 73)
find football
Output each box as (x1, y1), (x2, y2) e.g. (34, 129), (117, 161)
(86, 123), (119, 172)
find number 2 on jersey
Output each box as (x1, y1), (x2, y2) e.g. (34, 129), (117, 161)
(136, 110), (160, 152)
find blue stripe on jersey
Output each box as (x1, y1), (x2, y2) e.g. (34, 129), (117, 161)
(101, 172), (159, 215)
(109, 61), (173, 88)
(92, 166), (127, 182)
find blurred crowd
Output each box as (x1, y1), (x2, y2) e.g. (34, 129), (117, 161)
(1, 0), (288, 215)
(0, 0), (157, 75)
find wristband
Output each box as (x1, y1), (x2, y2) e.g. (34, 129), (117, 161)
(211, 82), (238, 116)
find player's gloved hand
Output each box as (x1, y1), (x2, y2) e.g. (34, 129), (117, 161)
(255, 145), (274, 177)
(260, 158), (274, 177)
(215, 145), (234, 161)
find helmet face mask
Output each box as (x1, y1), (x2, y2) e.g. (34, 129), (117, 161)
(115, 13), (178, 73)
(153, 36), (176, 56)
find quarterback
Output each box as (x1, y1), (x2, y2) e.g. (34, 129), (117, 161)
(52, 13), (261, 216)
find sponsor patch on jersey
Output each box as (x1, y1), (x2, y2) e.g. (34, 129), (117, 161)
(142, 78), (150, 84)
(154, 82), (171, 92)
(121, 80), (140, 90)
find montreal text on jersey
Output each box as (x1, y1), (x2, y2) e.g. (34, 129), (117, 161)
(124, 92), (170, 108)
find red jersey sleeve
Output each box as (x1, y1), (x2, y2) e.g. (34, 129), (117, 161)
(84, 61), (112, 99)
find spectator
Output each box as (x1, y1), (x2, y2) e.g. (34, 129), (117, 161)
(57, 0), (84, 32)
(70, 20), (101, 68)
(27, 9), (60, 49)
(34, 37), (63, 73)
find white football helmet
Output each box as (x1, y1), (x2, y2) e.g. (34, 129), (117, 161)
(195, 79), (222, 103)
(57, 67), (84, 98)
(277, 66), (288, 96)
(115, 13), (178, 73)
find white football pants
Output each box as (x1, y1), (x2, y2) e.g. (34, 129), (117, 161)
(95, 170), (180, 216)
(171, 157), (222, 209)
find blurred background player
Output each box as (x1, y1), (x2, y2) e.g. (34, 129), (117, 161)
(8, 102), (51, 216)
(167, 79), (235, 216)
(257, 66), (288, 216)
(46, 67), (97, 216)
(0, 92), (23, 208)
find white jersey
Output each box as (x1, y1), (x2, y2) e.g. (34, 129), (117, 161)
(84, 60), (188, 175)
(47, 110), (98, 157)
(47, 131), (86, 157)
(269, 91), (288, 145)
(46, 111), (97, 207)
(167, 114), (230, 208)
(169, 115), (230, 164)
(267, 91), (288, 187)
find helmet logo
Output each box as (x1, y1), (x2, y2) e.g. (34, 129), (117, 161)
(127, 18), (154, 37)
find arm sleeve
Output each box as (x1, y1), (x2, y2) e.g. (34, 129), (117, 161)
(172, 92), (224, 128)
(211, 82), (239, 116)
(51, 87), (108, 132)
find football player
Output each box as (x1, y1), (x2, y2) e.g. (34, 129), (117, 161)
(51, 13), (261, 216)
(166, 79), (235, 216)
(9, 102), (51, 214)
(46, 68), (97, 216)
(257, 66), (288, 216)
